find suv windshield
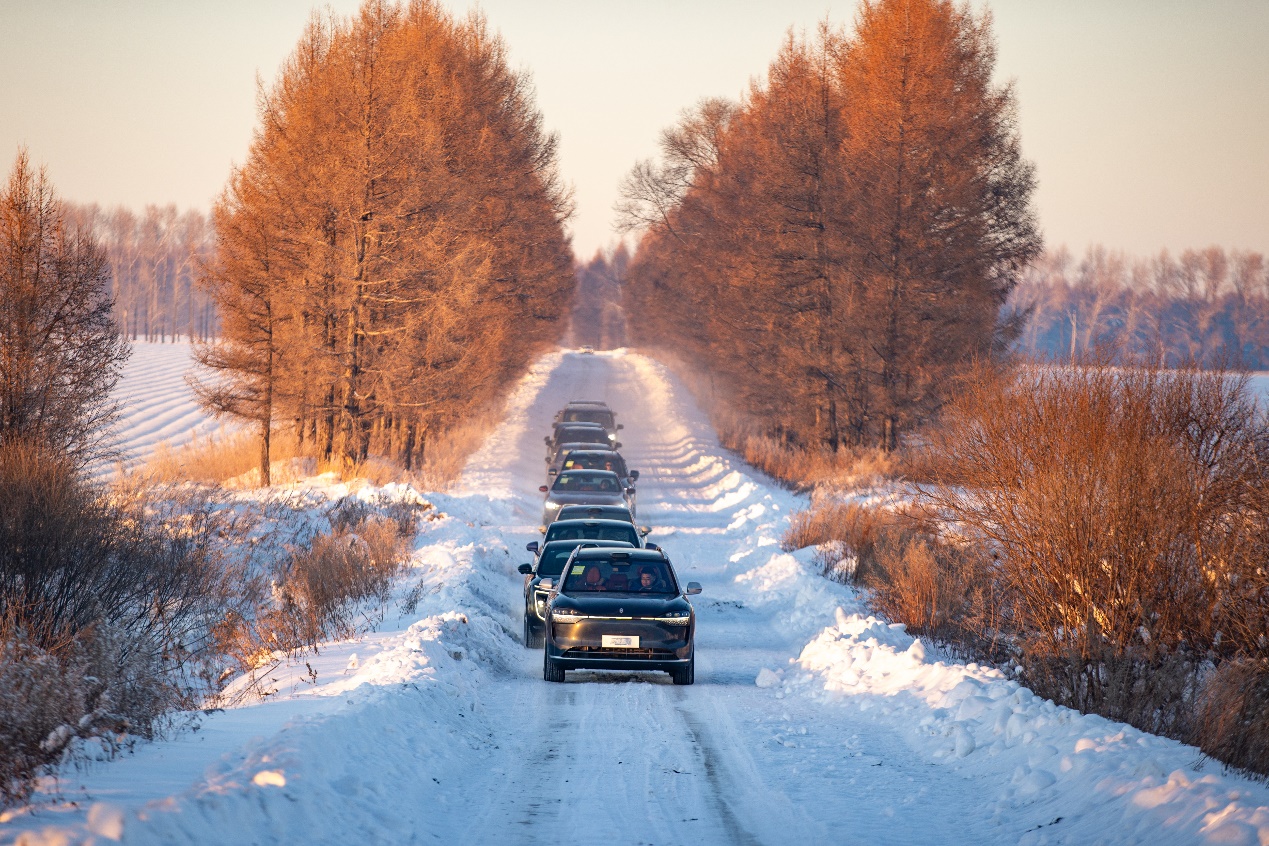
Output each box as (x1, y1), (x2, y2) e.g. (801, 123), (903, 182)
(562, 559), (676, 594)
(563, 409), (615, 428)
(555, 426), (608, 445)
(543, 522), (640, 546)
(560, 453), (627, 476)
(552, 471), (621, 493)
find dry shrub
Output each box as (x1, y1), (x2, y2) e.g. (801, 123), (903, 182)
(921, 355), (1269, 761)
(1194, 658), (1269, 777)
(0, 438), (236, 805)
(719, 420), (900, 491)
(212, 498), (420, 679)
(143, 428), (306, 487)
(782, 500), (924, 584)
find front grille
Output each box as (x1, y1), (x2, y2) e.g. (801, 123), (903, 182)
(563, 646), (678, 660)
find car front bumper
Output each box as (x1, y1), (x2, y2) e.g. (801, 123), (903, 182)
(547, 619), (693, 671)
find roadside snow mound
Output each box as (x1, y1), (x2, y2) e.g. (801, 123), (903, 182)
(778, 608), (1269, 845)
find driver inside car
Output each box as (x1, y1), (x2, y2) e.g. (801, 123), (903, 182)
(635, 566), (666, 592)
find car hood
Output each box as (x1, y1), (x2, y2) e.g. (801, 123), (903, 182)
(554, 593), (692, 617)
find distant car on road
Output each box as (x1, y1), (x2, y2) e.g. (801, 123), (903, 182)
(548, 448), (639, 486)
(555, 504), (640, 526)
(578, 345), (595, 355)
(553, 401), (621, 442)
(539, 469), (635, 524)
(516, 539), (634, 648)
(527, 518), (649, 556)
(545, 423), (614, 458)
(542, 547), (701, 685)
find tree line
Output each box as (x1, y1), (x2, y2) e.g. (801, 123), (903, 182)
(66, 204), (217, 343)
(1011, 245), (1269, 368)
(618, 0), (1040, 452)
(196, 0), (573, 483)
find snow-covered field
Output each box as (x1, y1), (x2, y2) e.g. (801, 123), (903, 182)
(5, 347), (1269, 845)
(94, 341), (226, 479)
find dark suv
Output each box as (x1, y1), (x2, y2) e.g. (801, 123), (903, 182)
(542, 547), (701, 685)
(545, 423), (614, 459)
(527, 518), (650, 558)
(554, 401), (620, 439)
(517, 539), (634, 648)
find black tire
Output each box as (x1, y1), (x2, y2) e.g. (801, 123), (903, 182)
(523, 614), (543, 649)
(671, 657), (694, 686)
(543, 649), (565, 683)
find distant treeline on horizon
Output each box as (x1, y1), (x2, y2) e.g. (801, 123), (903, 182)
(1012, 245), (1269, 369)
(68, 203), (216, 343)
(75, 201), (1269, 371)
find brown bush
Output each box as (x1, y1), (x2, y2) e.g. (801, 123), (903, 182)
(143, 428), (309, 487)
(0, 439), (238, 805)
(920, 356), (1269, 748)
(212, 500), (418, 683)
(1194, 658), (1269, 777)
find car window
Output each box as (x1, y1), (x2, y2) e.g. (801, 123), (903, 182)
(536, 548), (573, 578)
(564, 410), (614, 428)
(552, 472), (616, 492)
(562, 560), (675, 593)
(557, 427), (607, 445)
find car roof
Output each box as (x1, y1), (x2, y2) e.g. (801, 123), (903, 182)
(557, 505), (634, 519)
(555, 469), (620, 479)
(547, 518), (636, 529)
(573, 547), (667, 562)
(564, 400), (610, 408)
(553, 442), (609, 453)
(542, 538), (634, 551)
(554, 421), (607, 429)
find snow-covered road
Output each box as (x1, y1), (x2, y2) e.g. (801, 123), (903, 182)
(6, 348), (1269, 845)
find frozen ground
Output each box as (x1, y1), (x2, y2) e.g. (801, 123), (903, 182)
(4, 348), (1269, 845)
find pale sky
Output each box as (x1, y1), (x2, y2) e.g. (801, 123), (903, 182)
(2, 1), (1266, 260)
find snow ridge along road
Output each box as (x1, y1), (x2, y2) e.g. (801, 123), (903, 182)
(7, 348), (1269, 845)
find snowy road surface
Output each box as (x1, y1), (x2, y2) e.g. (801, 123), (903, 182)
(6, 349), (1269, 845)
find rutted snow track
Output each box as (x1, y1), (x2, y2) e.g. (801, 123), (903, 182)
(6, 349), (1269, 845)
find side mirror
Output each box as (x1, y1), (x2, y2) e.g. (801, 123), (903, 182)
(626, 487), (636, 495)
(548, 468), (557, 476)
(544, 436), (552, 446)
(539, 578), (554, 590)
(539, 485), (549, 493)
(617, 423), (624, 430)
(686, 582), (702, 596)
(526, 541), (539, 553)
(645, 542), (658, 551)
(639, 526), (651, 536)
(615, 442), (623, 449)
(517, 563), (533, 575)
(629, 470), (639, 482)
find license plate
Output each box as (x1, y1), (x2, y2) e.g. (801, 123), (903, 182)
(602, 635), (639, 648)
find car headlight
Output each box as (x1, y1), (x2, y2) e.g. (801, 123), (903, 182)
(544, 501), (560, 510)
(551, 610), (583, 624)
(654, 612), (691, 625)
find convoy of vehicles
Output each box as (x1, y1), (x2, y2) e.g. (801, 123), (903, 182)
(521, 397), (700, 685)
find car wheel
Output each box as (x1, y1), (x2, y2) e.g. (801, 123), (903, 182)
(543, 648), (565, 683)
(523, 614), (543, 649)
(671, 657), (694, 686)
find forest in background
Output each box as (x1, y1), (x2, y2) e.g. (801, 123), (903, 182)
(1011, 245), (1269, 368)
(68, 204), (216, 342)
